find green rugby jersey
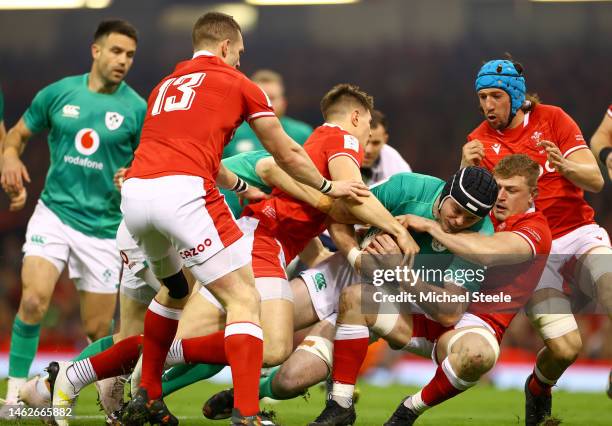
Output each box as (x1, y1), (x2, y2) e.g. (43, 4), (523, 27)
(368, 172), (494, 292)
(222, 116), (312, 217)
(222, 150), (272, 193)
(221, 150), (272, 218)
(224, 115), (313, 158)
(23, 74), (146, 238)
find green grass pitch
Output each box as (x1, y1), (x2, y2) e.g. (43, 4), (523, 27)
(2, 379), (611, 425)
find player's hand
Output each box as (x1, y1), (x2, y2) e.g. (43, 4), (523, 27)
(461, 140), (484, 167)
(396, 214), (436, 233)
(538, 140), (568, 174)
(113, 167), (128, 191)
(238, 186), (268, 206)
(365, 234), (401, 256)
(327, 180), (370, 202)
(1, 153), (30, 194)
(395, 228), (419, 268)
(8, 187), (27, 212)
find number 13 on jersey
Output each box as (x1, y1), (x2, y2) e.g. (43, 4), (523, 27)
(151, 72), (206, 115)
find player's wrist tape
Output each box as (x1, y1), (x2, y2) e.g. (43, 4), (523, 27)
(319, 178), (332, 194)
(347, 247), (361, 270)
(599, 147), (612, 165)
(231, 177), (249, 194)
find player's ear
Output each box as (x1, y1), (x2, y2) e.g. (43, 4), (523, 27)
(220, 39), (230, 58)
(351, 109), (360, 127)
(91, 43), (101, 61)
(530, 187), (538, 203)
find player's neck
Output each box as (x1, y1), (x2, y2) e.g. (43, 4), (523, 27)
(506, 110), (525, 130)
(87, 70), (121, 94)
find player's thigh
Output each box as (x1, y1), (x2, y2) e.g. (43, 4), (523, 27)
(176, 284), (226, 339)
(205, 264), (259, 315)
(291, 277), (320, 330)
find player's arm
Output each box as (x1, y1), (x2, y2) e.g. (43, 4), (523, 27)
(399, 214), (533, 267)
(255, 156), (334, 215)
(590, 110), (612, 181)
(298, 238), (333, 268)
(539, 140), (604, 192)
(329, 155), (419, 257)
(1, 117), (32, 194)
(366, 233), (467, 327)
(250, 117), (369, 200)
(216, 161), (265, 203)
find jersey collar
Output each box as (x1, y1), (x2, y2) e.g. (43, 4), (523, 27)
(323, 122), (346, 131)
(192, 50), (215, 59)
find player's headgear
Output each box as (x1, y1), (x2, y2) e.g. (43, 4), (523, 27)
(439, 167), (498, 218)
(475, 59), (526, 125)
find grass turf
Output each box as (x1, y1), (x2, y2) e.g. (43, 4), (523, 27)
(1, 379), (611, 425)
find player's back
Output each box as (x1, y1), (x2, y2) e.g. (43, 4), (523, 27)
(468, 104), (594, 238)
(128, 53), (273, 186)
(244, 124), (362, 260)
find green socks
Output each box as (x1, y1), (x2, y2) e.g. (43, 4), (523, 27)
(73, 335), (114, 361)
(162, 364), (225, 397)
(8, 316), (41, 378)
(259, 366), (282, 400)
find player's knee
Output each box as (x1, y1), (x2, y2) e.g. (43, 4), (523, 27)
(19, 293), (49, 322)
(546, 331), (582, 366)
(83, 316), (112, 341)
(263, 339), (292, 367)
(459, 343), (496, 378)
(274, 364), (310, 396)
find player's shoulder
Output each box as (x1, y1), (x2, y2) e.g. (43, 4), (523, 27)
(41, 74), (84, 93)
(533, 103), (567, 119)
(503, 210), (552, 247)
(468, 120), (491, 139)
(373, 172), (443, 192)
(119, 83), (147, 108)
(307, 123), (347, 144)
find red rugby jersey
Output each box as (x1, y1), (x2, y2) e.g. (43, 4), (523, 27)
(473, 210), (552, 338)
(244, 123), (363, 261)
(128, 51), (275, 188)
(468, 104), (593, 238)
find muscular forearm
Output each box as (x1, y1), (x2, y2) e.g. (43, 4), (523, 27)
(561, 159), (604, 192)
(216, 163), (239, 190)
(273, 141), (325, 190)
(342, 196), (407, 241)
(329, 222), (359, 256)
(2, 128), (25, 159)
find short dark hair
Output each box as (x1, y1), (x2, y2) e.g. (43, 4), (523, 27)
(320, 84), (374, 121)
(493, 153), (540, 189)
(94, 19), (138, 43)
(370, 110), (388, 131)
(192, 12), (242, 48)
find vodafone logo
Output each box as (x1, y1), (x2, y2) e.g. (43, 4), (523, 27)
(75, 128), (100, 156)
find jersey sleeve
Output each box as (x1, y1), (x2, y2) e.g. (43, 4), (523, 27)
(509, 214), (552, 257)
(23, 85), (54, 134)
(241, 78), (276, 122)
(324, 132), (364, 168)
(607, 104), (612, 119)
(551, 107), (588, 158)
